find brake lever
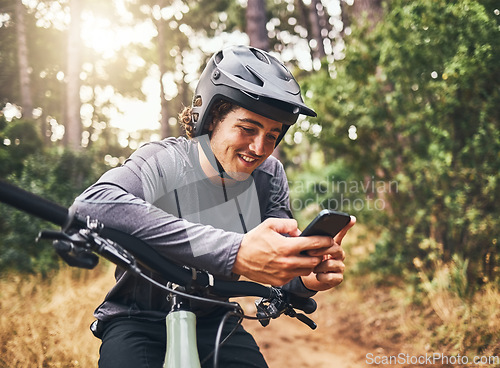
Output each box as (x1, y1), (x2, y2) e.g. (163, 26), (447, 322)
(255, 296), (317, 330)
(38, 222), (141, 274)
(38, 229), (99, 269)
(284, 307), (317, 330)
(53, 240), (99, 269)
(88, 231), (141, 275)
(37, 229), (73, 242)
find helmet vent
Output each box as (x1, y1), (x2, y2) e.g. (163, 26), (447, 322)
(214, 51), (224, 64)
(250, 48), (269, 64)
(193, 96), (203, 107)
(234, 69), (264, 87)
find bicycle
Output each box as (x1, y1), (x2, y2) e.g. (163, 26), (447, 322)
(0, 179), (318, 368)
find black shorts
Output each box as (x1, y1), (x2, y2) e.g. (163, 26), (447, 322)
(96, 310), (268, 368)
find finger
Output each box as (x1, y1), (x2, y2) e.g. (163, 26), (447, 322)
(289, 235), (333, 254)
(294, 267), (320, 277)
(265, 217), (299, 235)
(317, 249), (346, 261)
(314, 259), (345, 274)
(288, 254), (323, 270)
(288, 227), (302, 237)
(328, 248), (346, 261)
(272, 267), (315, 286)
(315, 271), (344, 287)
(306, 241), (343, 258)
(334, 215), (356, 244)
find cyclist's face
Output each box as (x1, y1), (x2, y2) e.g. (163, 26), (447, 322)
(205, 107), (282, 181)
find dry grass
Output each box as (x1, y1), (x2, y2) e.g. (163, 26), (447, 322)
(317, 228), (500, 366)
(317, 275), (500, 361)
(0, 226), (498, 368)
(0, 263), (115, 368)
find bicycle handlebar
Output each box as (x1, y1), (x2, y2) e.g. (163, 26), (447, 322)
(0, 179), (69, 227)
(0, 179), (317, 316)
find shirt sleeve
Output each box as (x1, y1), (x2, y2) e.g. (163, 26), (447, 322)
(263, 158), (294, 220)
(71, 141), (243, 278)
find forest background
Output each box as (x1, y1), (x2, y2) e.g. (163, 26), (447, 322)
(0, 0), (499, 366)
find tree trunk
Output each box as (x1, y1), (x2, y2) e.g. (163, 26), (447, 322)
(296, 0), (327, 68)
(15, 0), (33, 119)
(246, 0), (269, 51)
(308, 0), (326, 61)
(65, 0), (82, 150)
(155, 3), (171, 139)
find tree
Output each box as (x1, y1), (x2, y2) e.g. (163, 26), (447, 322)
(155, 1), (171, 138)
(0, 147), (105, 275)
(14, 0), (33, 119)
(1, 0), (67, 142)
(295, 0), (326, 61)
(65, 0), (82, 150)
(302, 0), (500, 285)
(246, 0), (269, 50)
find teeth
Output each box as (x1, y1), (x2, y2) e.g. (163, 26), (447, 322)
(240, 155), (256, 163)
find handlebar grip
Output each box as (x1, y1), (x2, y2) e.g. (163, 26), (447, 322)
(0, 180), (69, 227)
(209, 279), (273, 299)
(287, 294), (317, 314)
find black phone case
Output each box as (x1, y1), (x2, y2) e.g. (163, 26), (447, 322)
(300, 210), (350, 238)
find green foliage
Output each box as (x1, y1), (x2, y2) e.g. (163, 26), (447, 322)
(286, 157), (373, 227)
(0, 146), (105, 275)
(303, 0), (500, 286)
(0, 116), (43, 176)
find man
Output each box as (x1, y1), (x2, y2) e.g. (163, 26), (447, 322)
(72, 45), (355, 367)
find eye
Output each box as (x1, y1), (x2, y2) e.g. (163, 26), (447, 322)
(240, 126), (255, 134)
(267, 134), (279, 142)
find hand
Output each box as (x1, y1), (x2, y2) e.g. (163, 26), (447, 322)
(301, 216), (356, 291)
(233, 218), (334, 286)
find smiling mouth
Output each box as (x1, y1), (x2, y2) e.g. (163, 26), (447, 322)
(239, 154), (259, 163)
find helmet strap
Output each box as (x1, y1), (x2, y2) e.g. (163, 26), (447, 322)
(196, 135), (249, 233)
(197, 135), (237, 188)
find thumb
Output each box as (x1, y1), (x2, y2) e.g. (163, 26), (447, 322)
(334, 216), (356, 244)
(263, 218), (299, 236)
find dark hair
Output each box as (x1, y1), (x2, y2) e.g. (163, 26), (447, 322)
(179, 99), (238, 139)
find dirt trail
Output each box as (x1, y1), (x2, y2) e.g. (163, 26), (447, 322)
(241, 297), (369, 368)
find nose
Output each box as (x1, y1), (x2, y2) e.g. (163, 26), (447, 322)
(249, 134), (267, 156)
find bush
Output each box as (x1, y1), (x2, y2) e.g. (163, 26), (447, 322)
(0, 149), (104, 275)
(302, 0), (500, 287)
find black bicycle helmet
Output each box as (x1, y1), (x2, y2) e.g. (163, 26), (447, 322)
(191, 45), (316, 145)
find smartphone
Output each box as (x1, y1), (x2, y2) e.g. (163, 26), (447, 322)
(300, 209), (351, 238)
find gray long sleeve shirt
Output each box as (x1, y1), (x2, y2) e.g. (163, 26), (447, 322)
(71, 136), (314, 321)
